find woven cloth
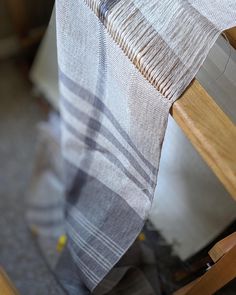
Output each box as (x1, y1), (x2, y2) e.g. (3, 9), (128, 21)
(55, 0), (236, 293)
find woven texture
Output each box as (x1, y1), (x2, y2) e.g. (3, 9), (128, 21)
(55, 0), (236, 293)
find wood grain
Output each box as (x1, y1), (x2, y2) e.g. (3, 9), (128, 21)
(174, 278), (201, 295)
(175, 245), (236, 295)
(0, 268), (19, 295)
(209, 232), (236, 263)
(225, 27), (236, 49)
(171, 79), (236, 200)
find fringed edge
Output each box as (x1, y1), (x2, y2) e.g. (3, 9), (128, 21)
(83, 0), (220, 101)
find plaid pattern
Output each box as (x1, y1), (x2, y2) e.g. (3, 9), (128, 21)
(55, 0), (236, 293)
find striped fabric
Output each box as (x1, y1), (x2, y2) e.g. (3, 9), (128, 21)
(55, 0), (236, 293)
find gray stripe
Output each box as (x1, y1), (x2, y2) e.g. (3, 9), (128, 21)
(67, 221), (112, 270)
(69, 243), (100, 285)
(55, 247), (91, 294)
(59, 69), (157, 175)
(68, 212), (123, 256)
(63, 120), (153, 200)
(62, 96), (155, 188)
(99, 0), (122, 24)
(67, 206), (124, 255)
(64, 163), (144, 249)
(70, 23), (108, 207)
(64, 164), (144, 290)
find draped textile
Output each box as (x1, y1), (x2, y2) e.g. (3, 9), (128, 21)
(55, 0), (236, 293)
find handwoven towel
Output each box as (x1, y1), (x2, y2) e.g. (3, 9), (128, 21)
(55, 0), (236, 292)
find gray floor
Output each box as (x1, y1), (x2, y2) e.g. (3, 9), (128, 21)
(0, 60), (64, 295)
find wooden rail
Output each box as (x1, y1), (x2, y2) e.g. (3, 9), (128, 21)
(174, 248), (236, 295)
(171, 79), (236, 200)
(0, 268), (19, 295)
(225, 27), (236, 49)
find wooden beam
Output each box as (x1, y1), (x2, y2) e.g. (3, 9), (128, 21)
(225, 27), (236, 49)
(173, 245), (236, 295)
(0, 268), (20, 295)
(171, 79), (236, 200)
(209, 232), (236, 263)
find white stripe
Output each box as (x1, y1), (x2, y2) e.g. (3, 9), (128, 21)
(61, 109), (153, 191)
(70, 215), (123, 257)
(68, 206), (124, 255)
(67, 223), (112, 270)
(69, 214), (122, 256)
(60, 83), (156, 180)
(67, 221), (112, 270)
(71, 205), (124, 252)
(69, 245), (100, 284)
(61, 102), (155, 188)
(62, 128), (151, 219)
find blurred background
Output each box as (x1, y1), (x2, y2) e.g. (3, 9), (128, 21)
(0, 1), (236, 294)
(0, 0), (54, 59)
(0, 1), (64, 294)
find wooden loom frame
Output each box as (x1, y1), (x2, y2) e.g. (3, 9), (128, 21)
(172, 27), (236, 200)
(172, 27), (236, 295)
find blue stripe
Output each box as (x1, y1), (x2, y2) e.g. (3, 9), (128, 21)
(63, 120), (153, 200)
(59, 69), (157, 176)
(99, 0), (122, 24)
(61, 96), (156, 188)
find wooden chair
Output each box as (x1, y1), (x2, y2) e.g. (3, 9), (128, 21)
(172, 27), (236, 295)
